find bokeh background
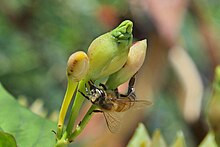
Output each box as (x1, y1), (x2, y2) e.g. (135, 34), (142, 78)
(0, 0), (220, 146)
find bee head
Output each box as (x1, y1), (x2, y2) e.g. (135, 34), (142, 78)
(89, 88), (103, 103)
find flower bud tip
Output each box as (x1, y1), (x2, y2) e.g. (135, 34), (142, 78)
(67, 51), (89, 82)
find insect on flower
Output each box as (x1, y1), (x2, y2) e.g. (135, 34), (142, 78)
(79, 76), (151, 133)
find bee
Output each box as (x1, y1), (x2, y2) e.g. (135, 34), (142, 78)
(79, 76), (151, 133)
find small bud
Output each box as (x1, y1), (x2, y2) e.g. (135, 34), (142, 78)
(199, 132), (218, 147)
(86, 20), (133, 80)
(67, 51), (89, 82)
(171, 131), (186, 147)
(111, 20), (133, 42)
(127, 123), (151, 147)
(106, 39), (147, 89)
(151, 129), (167, 147)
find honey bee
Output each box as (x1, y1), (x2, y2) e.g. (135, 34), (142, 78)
(79, 76), (151, 133)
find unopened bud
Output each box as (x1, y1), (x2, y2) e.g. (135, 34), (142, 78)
(67, 51), (89, 82)
(171, 131), (186, 147)
(86, 20), (133, 80)
(106, 39), (147, 89)
(151, 129), (167, 147)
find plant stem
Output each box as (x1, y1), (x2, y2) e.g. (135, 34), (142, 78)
(55, 132), (68, 147)
(68, 105), (97, 141)
(57, 77), (78, 139)
(65, 79), (87, 137)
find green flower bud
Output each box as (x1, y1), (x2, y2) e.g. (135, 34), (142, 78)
(199, 132), (218, 147)
(127, 123), (151, 147)
(106, 39), (147, 89)
(207, 66), (220, 144)
(151, 129), (167, 147)
(57, 51), (89, 138)
(67, 51), (89, 82)
(171, 131), (186, 147)
(86, 20), (133, 80)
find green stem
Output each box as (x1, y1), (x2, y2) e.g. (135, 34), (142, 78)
(65, 79), (88, 137)
(57, 77), (78, 139)
(68, 105), (97, 141)
(55, 132), (68, 147)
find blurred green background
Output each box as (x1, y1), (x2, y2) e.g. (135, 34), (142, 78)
(0, 0), (220, 146)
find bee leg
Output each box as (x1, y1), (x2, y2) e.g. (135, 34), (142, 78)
(78, 90), (90, 101)
(52, 130), (56, 135)
(99, 83), (107, 90)
(88, 80), (97, 90)
(89, 110), (103, 115)
(113, 88), (121, 98)
(89, 80), (95, 84)
(115, 88), (129, 98)
(119, 93), (127, 98)
(78, 121), (82, 126)
(93, 110), (103, 113)
(85, 83), (90, 94)
(118, 89), (136, 98)
(115, 88), (126, 98)
(127, 74), (136, 96)
(118, 75), (136, 98)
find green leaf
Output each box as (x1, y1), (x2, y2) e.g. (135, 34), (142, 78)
(127, 123), (151, 147)
(0, 130), (17, 147)
(199, 132), (218, 147)
(0, 83), (56, 147)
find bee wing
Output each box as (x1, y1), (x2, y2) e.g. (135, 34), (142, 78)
(131, 99), (152, 110)
(117, 98), (152, 110)
(103, 111), (124, 133)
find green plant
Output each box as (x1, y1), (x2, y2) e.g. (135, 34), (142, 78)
(0, 84), (56, 147)
(0, 20), (147, 147)
(1, 19), (220, 147)
(55, 20), (148, 146)
(126, 66), (220, 147)
(128, 123), (218, 147)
